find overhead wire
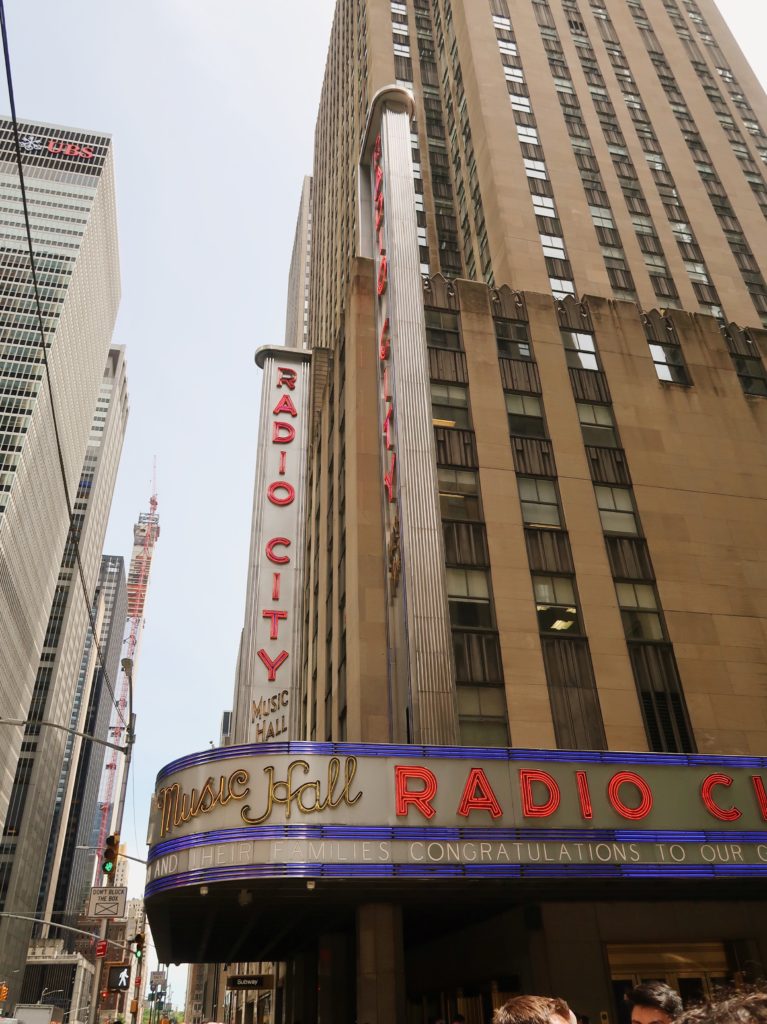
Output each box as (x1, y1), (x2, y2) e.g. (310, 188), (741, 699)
(0, 0), (128, 733)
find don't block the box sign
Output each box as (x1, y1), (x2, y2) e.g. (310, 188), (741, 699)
(145, 742), (767, 897)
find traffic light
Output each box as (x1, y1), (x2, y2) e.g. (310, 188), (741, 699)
(131, 932), (144, 960)
(102, 833), (120, 877)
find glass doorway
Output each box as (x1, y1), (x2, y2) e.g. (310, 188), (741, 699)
(608, 942), (731, 1024)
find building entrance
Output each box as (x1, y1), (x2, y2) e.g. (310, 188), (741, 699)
(407, 979), (518, 1024)
(609, 943), (730, 1024)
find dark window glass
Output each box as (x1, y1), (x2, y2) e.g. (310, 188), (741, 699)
(506, 392), (546, 437)
(438, 468), (481, 520)
(446, 568), (493, 628)
(495, 318), (532, 359)
(732, 353), (767, 396)
(519, 476), (561, 528)
(576, 402), (619, 446)
(595, 485), (638, 534)
(425, 308), (462, 349)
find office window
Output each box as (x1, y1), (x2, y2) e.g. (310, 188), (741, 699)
(650, 341), (691, 384)
(431, 382), (471, 428)
(505, 392), (546, 437)
(525, 158), (548, 180)
(519, 476), (561, 528)
(616, 582), (664, 641)
(533, 575), (581, 634)
(550, 277), (576, 297)
(595, 484), (638, 534)
(438, 468), (481, 521)
(532, 194), (556, 218)
(495, 318), (532, 359)
(561, 329), (599, 370)
(731, 352), (767, 396)
(457, 685), (509, 747)
(517, 124), (540, 144)
(577, 402), (619, 446)
(446, 568), (493, 628)
(453, 630), (503, 684)
(425, 308), (461, 350)
(541, 233), (566, 258)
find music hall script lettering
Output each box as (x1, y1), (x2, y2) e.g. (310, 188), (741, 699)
(156, 757), (362, 837)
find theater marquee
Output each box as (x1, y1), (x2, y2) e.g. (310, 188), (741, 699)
(145, 743), (767, 898)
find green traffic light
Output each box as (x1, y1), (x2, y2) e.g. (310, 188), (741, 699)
(103, 859), (114, 874)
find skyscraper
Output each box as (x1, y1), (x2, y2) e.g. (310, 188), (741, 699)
(42, 553), (128, 933)
(0, 122), (121, 1003)
(145, 4), (767, 1023)
(285, 176), (313, 350)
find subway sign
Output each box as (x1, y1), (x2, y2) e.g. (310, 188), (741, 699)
(145, 744), (767, 895)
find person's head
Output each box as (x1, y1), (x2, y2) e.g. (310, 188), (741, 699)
(676, 990), (767, 1024)
(626, 983), (684, 1024)
(452, 1016), (466, 1024)
(493, 995), (575, 1024)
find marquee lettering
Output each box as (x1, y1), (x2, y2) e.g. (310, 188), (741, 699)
(607, 771), (653, 820)
(272, 393), (298, 417)
(395, 765), (438, 819)
(276, 367), (297, 390)
(265, 537), (291, 564)
(520, 769), (561, 817)
(383, 452), (397, 503)
(267, 481), (295, 506)
(702, 773), (742, 822)
(377, 255), (388, 296)
(241, 756), (362, 826)
(257, 648), (289, 681)
(753, 776), (767, 821)
(156, 769), (250, 838)
(576, 770), (593, 820)
(262, 609), (288, 640)
(457, 768), (503, 820)
(272, 422), (296, 444)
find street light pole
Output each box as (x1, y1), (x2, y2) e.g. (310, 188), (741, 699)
(0, 718), (129, 753)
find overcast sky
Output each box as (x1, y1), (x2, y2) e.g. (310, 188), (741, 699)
(2, 0), (764, 1001)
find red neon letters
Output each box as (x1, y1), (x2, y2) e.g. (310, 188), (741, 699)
(520, 770), (561, 818)
(256, 362), (302, 704)
(457, 768), (503, 819)
(395, 766), (438, 819)
(701, 773), (742, 822)
(607, 771), (653, 820)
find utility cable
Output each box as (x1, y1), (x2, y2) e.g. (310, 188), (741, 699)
(0, 0), (128, 733)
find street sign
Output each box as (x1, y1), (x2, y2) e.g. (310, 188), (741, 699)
(95, 939), (108, 958)
(226, 975), (273, 990)
(88, 885), (127, 919)
(106, 963), (132, 991)
(150, 971), (166, 989)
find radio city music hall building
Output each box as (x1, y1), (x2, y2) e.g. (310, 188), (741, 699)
(145, 1), (767, 1023)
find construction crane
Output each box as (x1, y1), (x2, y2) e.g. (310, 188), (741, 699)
(95, 479), (161, 872)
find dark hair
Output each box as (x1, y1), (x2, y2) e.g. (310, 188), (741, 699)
(676, 990), (767, 1024)
(493, 995), (572, 1024)
(626, 983), (683, 1020)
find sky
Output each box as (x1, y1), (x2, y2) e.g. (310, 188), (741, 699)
(2, 0), (765, 1006)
